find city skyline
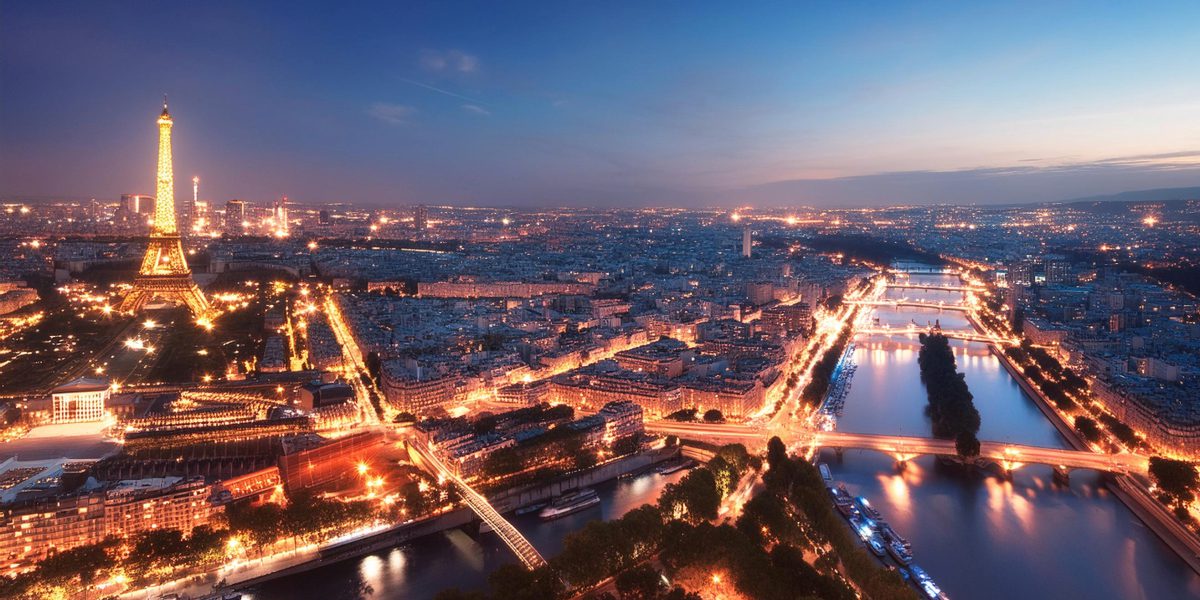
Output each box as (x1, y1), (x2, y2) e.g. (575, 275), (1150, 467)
(2, 4), (1200, 600)
(4, 1), (1200, 207)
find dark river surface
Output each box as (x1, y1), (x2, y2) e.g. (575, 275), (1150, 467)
(255, 271), (1200, 599)
(253, 469), (687, 599)
(820, 273), (1200, 600)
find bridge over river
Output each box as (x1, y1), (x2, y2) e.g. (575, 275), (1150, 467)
(644, 421), (1149, 477)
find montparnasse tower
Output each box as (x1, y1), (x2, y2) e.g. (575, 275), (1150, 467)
(119, 98), (212, 321)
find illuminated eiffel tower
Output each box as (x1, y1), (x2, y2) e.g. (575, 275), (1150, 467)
(119, 99), (212, 320)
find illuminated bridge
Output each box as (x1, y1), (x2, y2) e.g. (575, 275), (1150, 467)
(884, 283), (981, 293)
(644, 421), (1148, 476)
(846, 299), (971, 312)
(887, 267), (961, 275)
(812, 431), (1149, 475)
(856, 326), (1016, 345)
(407, 440), (547, 569)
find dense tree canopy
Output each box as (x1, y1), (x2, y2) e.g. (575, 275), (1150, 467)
(917, 333), (981, 457)
(1150, 457), (1200, 506)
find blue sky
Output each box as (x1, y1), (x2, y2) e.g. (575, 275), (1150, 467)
(3, 1), (1200, 207)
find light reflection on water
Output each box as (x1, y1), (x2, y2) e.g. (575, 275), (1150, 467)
(826, 272), (1200, 600)
(256, 272), (1200, 600)
(254, 468), (688, 599)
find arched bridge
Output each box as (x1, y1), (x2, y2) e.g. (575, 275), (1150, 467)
(856, 326), (1015, 345)
(846, 299), (971, 313)
(814, 431), (1149, 475)
(644, 422), (1148, 476)
(887, 267), (961, 275)
(885, 283), (981, 293)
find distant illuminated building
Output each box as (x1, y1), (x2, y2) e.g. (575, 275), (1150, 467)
(414, 204), (428, 231)
(1008, 260), (1033, 287)
(121, 193), (154, 215)
(194, 199), (209, 232)
(180, 175), (198, 235)
(225, 199), (246, 234)
(742, 225), (752, 258)
(318, 208), (331, 225)
(117, 193), (155, 230)
(1044, 256), (1069, 284)
(273, 196), (290, 237)
(51, 376), (110, 423)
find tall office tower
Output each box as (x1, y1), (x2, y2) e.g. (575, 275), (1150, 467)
(1044, 256), (1069, 285)
(414, 204), (428, 231)
(742, 225), (752, 258)
(116, 194), (148, 231)
(1009, 260), (1033, 287)
(120, 193), (136, 214)
(318, 209), (331, 225)
(273, 196), (289, 237)
(119, 100), (211, 319)
(180, 175), (198, 235)
(120, 194), (151, 214)
(195, 199), (209, 232)
(225, 199), (246, 234)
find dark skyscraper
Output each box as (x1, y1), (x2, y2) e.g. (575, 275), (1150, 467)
(225, 199), (246, 234)
(414, 204), (428, 231)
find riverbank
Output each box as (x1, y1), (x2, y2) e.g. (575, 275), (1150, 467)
(974, 312), (1200, 576)
(487, 446), (679, 514)
(204, 510), (477, 598)
(165, 447), (681, 599)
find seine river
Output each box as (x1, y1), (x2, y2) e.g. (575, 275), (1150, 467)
(253, 469), (688, 598)
(820, 273), (1200, 600)
(256, 272), (1200, 599)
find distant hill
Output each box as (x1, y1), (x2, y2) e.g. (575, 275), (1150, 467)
(1060, 186), (1200, 206)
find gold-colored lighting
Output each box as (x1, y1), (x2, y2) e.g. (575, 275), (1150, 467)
(118, 99), (213, 319)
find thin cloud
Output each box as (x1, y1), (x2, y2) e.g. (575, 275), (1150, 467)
(399, 78), (485, 106)
(367, 102), (416, 125)
(462, 104), (491, 116)
(420, 49), (479, 74)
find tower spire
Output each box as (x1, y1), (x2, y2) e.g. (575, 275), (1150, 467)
(119, 100), (211, 320)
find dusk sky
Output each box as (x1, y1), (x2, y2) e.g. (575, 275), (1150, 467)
(3, 1), (1200, 208)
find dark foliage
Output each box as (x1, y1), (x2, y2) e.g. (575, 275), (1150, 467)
(917, 333), (981, 457)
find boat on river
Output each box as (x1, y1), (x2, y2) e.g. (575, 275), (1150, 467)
(656, 459), (695, 475)
(830, 485), (859, 517)
(514, 501), (548, 516)
(908, 565), (949, 599)
(539, 488), (600, 520)
(856, 496), (884, 523)
(879, 523), (911, 549)
(887, 538), (913, 565)
(867, 535), (887, 557)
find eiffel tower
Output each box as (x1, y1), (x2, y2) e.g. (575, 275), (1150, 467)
(119, 99), (212, 320)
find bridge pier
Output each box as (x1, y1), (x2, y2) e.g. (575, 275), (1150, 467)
(1053, 465), (1071, 485)
(997, 460), (1016, 481)
(834, 447), (844, 461)
(461, 519), (483, 538)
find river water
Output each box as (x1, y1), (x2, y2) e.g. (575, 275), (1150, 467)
(819, 272), (1200, 600)
(252, 469), (688, 599)
(256, 272), (1200, 599)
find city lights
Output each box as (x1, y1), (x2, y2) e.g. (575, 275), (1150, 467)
(2, 7), (1199, 598)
